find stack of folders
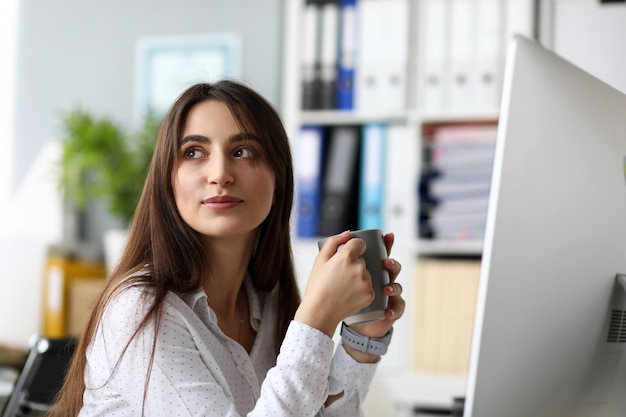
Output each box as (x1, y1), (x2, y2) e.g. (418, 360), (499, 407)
(419, 124), (497, 242)
(295, 123), (418, 239)
(300, 0), (409, 112)
(419, 0), (535, 113)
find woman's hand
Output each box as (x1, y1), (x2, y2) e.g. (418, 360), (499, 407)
(344, 232), (404, 363)
(295, 231), (376, 337)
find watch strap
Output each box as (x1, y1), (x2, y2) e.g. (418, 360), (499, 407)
(340, 322), (393, 355)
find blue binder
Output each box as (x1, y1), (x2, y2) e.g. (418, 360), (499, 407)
(358, 123), (386, 230)
(336, 0), (357, 109)
(296, 125), (325, 237)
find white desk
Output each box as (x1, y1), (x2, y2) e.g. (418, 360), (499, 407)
(393, 373), (465, 411)
(364, 371), (466, 416)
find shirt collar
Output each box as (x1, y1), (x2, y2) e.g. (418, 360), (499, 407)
(179, 273), (265, 330)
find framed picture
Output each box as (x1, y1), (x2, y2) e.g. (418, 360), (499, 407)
(134, 33), (242, 121)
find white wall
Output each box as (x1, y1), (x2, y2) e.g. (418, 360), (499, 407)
(551, 0), (626, 93)
(0, 143), (64, 347)
(0, 0), (18, 232)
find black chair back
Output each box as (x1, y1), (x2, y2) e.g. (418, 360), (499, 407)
(1, 335), (76, 417)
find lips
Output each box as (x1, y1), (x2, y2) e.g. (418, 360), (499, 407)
(202, 195), (243, 209)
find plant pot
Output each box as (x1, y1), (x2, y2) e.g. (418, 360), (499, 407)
(103, 228), (129, 274)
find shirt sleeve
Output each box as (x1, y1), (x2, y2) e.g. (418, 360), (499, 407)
(251, 321), (335, 416)
(321, 344), (379, 417)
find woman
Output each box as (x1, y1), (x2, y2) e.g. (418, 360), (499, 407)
(51, 80), (404, 416)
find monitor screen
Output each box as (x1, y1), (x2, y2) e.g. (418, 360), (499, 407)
(464, 35), (626, 417)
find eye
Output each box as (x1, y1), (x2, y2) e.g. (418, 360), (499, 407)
(183, 147), (205, 159)
(234, 146), (257, 159)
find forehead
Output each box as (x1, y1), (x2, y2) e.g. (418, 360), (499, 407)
(182, 100), (240, 135)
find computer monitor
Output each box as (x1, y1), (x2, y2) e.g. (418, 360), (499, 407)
(464, 35), (626, 417)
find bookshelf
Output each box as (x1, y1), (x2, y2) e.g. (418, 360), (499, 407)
(281, 0), (535, 412)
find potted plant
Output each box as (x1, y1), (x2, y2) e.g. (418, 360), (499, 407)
(57, 108), (161, 271)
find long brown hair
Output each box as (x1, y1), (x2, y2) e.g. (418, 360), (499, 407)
(50, 80), (301, 416)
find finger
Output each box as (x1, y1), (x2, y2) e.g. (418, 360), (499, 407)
(384, 282), (403, 296)
(385, 296), (406, 320)
(342, 236), (367, 258)
(384, 258), (401, 282)
(319, 230), (352, 259)
(383, 232), (395, 256)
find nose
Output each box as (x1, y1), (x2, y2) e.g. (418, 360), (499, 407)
(207, 153), (234, 186)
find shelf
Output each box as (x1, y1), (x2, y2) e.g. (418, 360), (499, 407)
(298, 103), (500, 128)
(415, 109), (500, 124)
(299, 110), (410, 126)
(283, 0), (515, 260)
(417, 239), (483, 257)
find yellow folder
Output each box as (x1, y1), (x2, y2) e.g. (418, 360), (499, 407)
(42, 249), (106, 338)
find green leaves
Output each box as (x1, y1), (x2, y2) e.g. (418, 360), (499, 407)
(58, 108), (161, 225)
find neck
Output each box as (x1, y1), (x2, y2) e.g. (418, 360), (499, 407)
(199, 231), (258, 350)
(202, 232), (255, 314)
(210, 284), (248, 345)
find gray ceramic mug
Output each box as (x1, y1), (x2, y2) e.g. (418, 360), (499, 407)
(318, 229), (390, 325)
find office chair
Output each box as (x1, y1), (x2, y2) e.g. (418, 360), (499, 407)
(1, 335), (76, 417)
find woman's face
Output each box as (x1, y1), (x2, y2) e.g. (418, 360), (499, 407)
(172, 100), (275, 242)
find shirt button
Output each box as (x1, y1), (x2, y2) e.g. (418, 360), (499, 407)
(239, 361), (253, 375)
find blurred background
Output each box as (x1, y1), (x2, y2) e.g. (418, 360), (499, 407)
(1, 1), (626, 415)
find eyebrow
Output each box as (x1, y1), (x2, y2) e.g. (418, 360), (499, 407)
(179, 132), (261, 147)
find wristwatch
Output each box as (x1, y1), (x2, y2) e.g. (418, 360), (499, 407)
(340, 322), (393, 355)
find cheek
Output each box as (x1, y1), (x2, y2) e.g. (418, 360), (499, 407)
(172, 169), (197, 208)
(258, 182), (275, 210)
(254, 172), (276, 211)
(171, 177), (184, 211)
